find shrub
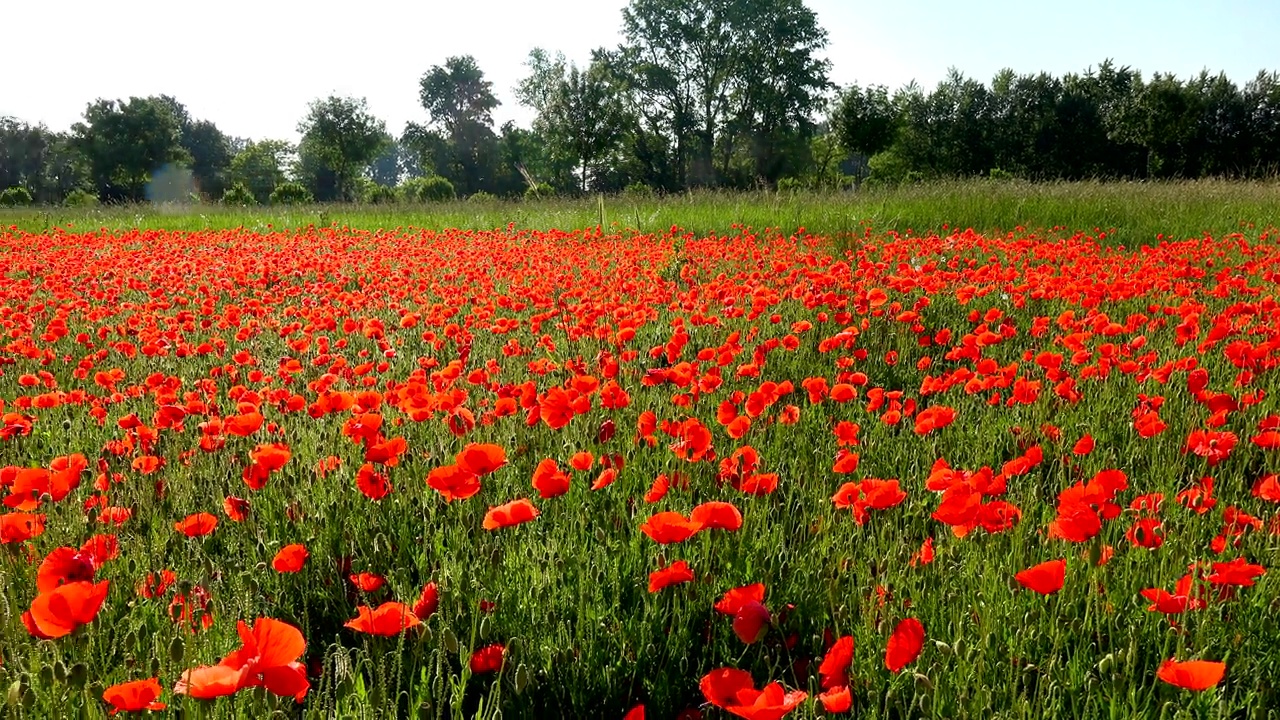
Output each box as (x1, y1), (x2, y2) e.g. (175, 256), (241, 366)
(466, 191), (495, 204)
(221, 183), (257, 206)
(399, 176), (455, 203)
(622, 182), (655, 199)
(0, 186), (34, 207)
(523, 183), (555, 201)
(776, 176), (805, 193)
(64, 189), (98, 207)
(363, 183), (398, 205)
(270, 182), (313, 205)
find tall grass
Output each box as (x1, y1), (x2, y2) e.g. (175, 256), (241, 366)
(3, 179), (1279, 245)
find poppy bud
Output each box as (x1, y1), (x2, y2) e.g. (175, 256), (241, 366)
(66, 663), (87, 689)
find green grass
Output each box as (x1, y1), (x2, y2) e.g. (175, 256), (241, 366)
(3, 179), (1280, 246)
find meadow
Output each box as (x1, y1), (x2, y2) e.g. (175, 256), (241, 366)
(1, 182), (1279, 719)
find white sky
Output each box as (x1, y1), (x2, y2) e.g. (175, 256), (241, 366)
(5, 0), (1278, 144)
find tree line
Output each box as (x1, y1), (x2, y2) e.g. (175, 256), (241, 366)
(3, 0), (1280, 206)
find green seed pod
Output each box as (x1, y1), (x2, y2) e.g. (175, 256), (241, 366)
(442, 627), (459, 655)
(52, 661), (67, 683)
(149, 656), (161, 677)
(169, 635), (185, 664)
(514, 664), (530, 695)
(913, 673), (935, 693)
(1097, 653), (1115, 675)
(38, 664), (53, 686)
(479, 616), (490, 641)
(6, 680), (21, 708)
(67, 663), (87, 689)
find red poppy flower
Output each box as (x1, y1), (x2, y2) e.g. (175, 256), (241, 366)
(37, 546), (98, 591)
(272, 544), (308, 573)
(174, 617), (309, 702)
(102, 678), (166, 715)
(349, 572), (385, 593)
(223, 496), (250, 522)
(469, 643), (506, 673)
(698, 668), (807, 720)
(1156, 658), (1225, 691)
(885, 618), (925, 673)
(1125, 518), (1165, 549)
(1014, 559), (1066, 595)
(345, 602), (421, 636)
(715, 583), (766, 615)
(412, 582), (439, 620)
(914, 405), (956, 435)
(818, 684), (852, 713)
(570, 451), (594, 471)
(690, 501), (743, 532)
(818, 635), (854, 689)
(355, 462), (392, 500)
(648, 560), (695, 593)
(531, 458), (571, 498)
(456, 443), (507, 476)
(639, 512), (702, 544)
(1206, 557), (1265, 587)
(23, 580), (110, 639)
(1072, 434), (1095, 455)
(0, 511), (45, 543)
(175, 512), (218, 537)
(483, 498), (540, 530)
(426, 463), (481, 502)
(732, 601), (771, 644)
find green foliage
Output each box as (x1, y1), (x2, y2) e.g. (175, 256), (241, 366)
(867, 149), (921, 186)
(269, 181), (313, 205)
(615, 0), (831, 187)
(69, 96), (190, 202)
(622, 181), (655, 199)
(775, 176), (804, 193)
(0, 186), (33, 207)
(834, 83), (899, 157)
(466, 190), (495, 203)
(220, 182), (256, 206)
(415, 56), (502, 197)
(63, 188), (98, 207)
(296, 96), (388, 202)
(229, 140), (291, 204)
(523, 182), (555, 200)
(399, 175), (455, 203)
(360, 180), (398, 205)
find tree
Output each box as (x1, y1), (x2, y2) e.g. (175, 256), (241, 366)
(296, 96), (388, 201)
(0, 118), (82, 203)
(70, 97), (189, 202)
(518, 51), (627, 192)
(229, 140), (292, 204)
(833, 84), (899, 158)
(417, 56), (502, 195)
(615, 0), (830, 187)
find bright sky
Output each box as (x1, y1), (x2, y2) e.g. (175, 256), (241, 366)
(5, 0), (1278, 144)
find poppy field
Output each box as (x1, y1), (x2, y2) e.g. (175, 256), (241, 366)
(0, 221), (1278, 719)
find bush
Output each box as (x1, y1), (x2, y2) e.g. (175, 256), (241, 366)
(466, 191), (495, 204)
(776, 176), (805, 193)
(64, 189), (98, 207)
(0, 186), (34, 207)
(221, 183), (257, 206)
(523, 183), (555, 201)
(270, 182), (313, 205)
(362, 183), (398, 205)
(622, 182), (655, 199)
(866, 150), (922, 186)
(399, 176), (455, 203)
